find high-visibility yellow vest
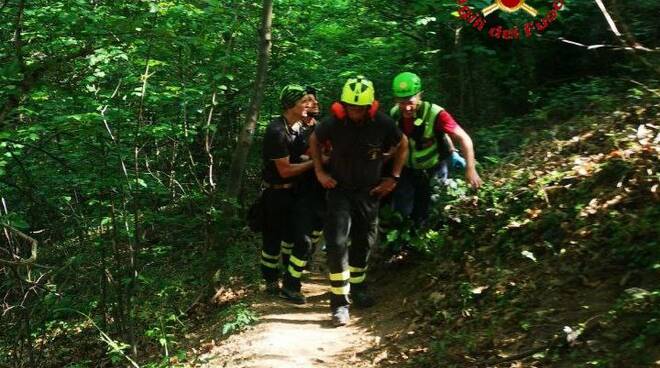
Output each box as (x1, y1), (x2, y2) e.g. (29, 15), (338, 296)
(391, 101), (445, 170)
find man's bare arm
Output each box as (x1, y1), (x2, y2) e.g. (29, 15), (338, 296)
(442, 133), (456, 152)
(370, 135), (408, 198)
(449, 126), (482, 189)
(273, 156), (314, 178)
(309, 132), (336, 189)
(390, 134), (408, 177)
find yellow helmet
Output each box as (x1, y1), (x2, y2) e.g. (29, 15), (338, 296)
(340, 76), (375, 106)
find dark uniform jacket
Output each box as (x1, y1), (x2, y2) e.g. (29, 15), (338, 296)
(261, 116), (301, 185)
(314, 111), (402, 191)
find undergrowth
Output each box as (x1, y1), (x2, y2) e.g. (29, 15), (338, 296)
(378, 79), (659, 368)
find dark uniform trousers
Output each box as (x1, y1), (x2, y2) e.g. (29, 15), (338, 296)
(260, 187), (294, 282)
(283, 185), (325, 291)
(392, 164), (448, 225)
(325, 188), (379, 308)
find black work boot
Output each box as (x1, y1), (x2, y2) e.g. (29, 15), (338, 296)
(265, 280), (280, 296)
(331, 305), (350, 327)
(280, 273), (305, 304)
(350, 285), (375, 308)
(280, 287), (306, 304)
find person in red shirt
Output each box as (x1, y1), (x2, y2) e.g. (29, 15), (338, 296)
(390, 72), (482, 226)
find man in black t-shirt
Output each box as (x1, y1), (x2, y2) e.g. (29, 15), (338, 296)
(280, 87), (327, 304)
(260, 84), (315, 294)
(309, 76), (409, 326)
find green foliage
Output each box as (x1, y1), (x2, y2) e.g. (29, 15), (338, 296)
(1, 0), (659, 365)
(399, 83), (659, 367)
(474, 78), (624, 158)
(219, 302), (258, 336)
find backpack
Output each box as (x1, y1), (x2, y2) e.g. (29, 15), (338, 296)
(246, 193), (264, 232)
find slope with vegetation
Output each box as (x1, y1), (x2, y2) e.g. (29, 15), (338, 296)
(368, 80), (659, 368)
(1, 0), (659, 367)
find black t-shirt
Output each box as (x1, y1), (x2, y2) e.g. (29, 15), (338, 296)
(262, 116), (301, 185)
(314, 111), (402, 190)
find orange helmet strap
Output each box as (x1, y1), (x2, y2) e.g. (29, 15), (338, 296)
(330, 100), (380, 120)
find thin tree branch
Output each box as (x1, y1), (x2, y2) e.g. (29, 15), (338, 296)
(0, 225), (37, 266)
(626, 79), (660, 97)
(557, 37), (659, 52)
(13, 0), (26, 72)
(204, 92), (217, 191)
(594, 0), (621, 37)
(592, 0), (660, 74)
(226, 0), (273, 199)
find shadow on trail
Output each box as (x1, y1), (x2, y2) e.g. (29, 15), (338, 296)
(195, 251), (416, 368)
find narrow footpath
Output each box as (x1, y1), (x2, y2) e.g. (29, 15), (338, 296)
(195, 254), (415, 368)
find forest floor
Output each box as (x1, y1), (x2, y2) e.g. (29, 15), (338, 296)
(182, 252), (419, 368)
(175, 92), (659, 368)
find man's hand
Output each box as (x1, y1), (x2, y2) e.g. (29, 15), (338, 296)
(466, 168), (482, 189)
(370, 177), (397, 198)
(316, 170), (337, 189)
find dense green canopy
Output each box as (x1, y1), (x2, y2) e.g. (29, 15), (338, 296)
(1, 0), (658, 366)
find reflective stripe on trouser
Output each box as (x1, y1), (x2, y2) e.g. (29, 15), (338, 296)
(261, 250), (280, 269)
(349, 265), (367, 284)
(287, 255), (308, 279)
(283, 189), (325, 292)
(281, 241), (294, 255)
(280, 241), (293, 269)
(329, 270), (350, 296)
(261, 188), (294, 282)
(324, 189), (379, 309)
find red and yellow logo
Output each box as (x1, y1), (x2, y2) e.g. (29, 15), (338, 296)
(455, 0), (565, 41)
(482, 0), (538, 17)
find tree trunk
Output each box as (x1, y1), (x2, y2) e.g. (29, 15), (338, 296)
(226, 0), (273, 199)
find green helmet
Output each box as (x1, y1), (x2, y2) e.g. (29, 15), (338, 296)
(280, 84), (306, 109)
(340, 76), (375, 106)
(392, 72), (422, 98)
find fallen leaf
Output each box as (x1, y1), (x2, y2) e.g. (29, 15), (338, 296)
(563, 326), (582, 346)
(521, 250), (537, 262)
(471, 286), (489, 295)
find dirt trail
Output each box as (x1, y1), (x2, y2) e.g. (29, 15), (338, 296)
(195, 257), (413, 368)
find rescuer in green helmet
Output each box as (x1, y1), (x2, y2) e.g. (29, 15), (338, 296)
(259, 84), (315, 295)
(390, 72), (482, 225)
(308, 75), (409, 326)
(279, 86), (327, 305)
